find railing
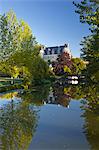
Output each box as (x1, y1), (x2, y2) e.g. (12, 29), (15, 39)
(0, 77), (23, 82)
(0, 77), (23, 88)
(0, 78), (23, 93)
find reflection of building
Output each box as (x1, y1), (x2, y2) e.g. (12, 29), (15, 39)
(43, 87), (70, 108)
(40, 44), (72, 62)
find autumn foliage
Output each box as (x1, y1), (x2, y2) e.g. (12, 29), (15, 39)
(52, 52), (72, 75)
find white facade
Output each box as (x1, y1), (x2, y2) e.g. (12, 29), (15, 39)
(43, 54), (58, 62)
(40, 43), (71, 62)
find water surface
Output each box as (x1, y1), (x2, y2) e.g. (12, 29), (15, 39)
(0, 84), (99, 150)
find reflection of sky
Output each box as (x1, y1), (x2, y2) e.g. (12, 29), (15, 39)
(0, 96), (21, 108)
(0, 99), (10, 107)
(29, 100), (90, 150)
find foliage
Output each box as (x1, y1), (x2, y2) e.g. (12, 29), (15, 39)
(73, 0), (99, 33)
(80, 34), (99, 82)
(0, 10), (19, 60)
(53, 52), (72, 75)
(64, 65), (71, 74)
(73, 0), (99, 82)
(20, 85), (50, 106)
(0, 10), (49, 85)
(52, 53), (86, 76)
(31, 56), (49, 84)
(71, 58), (86, 74)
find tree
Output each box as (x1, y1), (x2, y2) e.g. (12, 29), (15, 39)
(80, 34), (99, 81)
(53, 52), (72, 75)
(71, 58), (86, 74)
(0, 10), (49, 85)
(0, 9), (36, 63)
(31, 56), (49, 84)
(73, 0), (99, 82)
(73, 0), (99, 33)
(0, 10), (19, 60)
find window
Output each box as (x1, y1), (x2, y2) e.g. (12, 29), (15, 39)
(54, 48), (58, 54)
(60, 48), (62, 54)
(50, 49), (52, 54)
(44, 49), (47, 55)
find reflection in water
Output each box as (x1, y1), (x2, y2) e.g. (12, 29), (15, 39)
(82, 109), (99, 150)
(80, 83), (99, 150)
(0, 91), (38, 150)
(0, 82), (99, 149)
(68, 79), (78, 84)
(44, 86), (71, 107)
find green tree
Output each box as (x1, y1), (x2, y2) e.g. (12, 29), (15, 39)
(0, 10), (19, 60)
(73, 0), (99, 33)
(0, 10), (49, 85)
(80, 34), (99, 82)
(73, 0), (99, 82)
(71, 58), (86, 74)
(31, 56), (49, 84)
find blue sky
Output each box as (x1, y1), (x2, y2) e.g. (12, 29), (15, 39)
(0, 0), (90, 57)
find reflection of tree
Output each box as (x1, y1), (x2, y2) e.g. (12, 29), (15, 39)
(80, 83), (99, 150)
(0, 92), (38, 150)
(0, 92), (18, 99)
(20, 85), (50, 106)
(64, 85), (85, 100)
(1, 82), (99, 150)
(52, 85), (71, 107)
(81, 83), (99, 113)
(82, 110), (99, 150)
(53, 82), (99, 149)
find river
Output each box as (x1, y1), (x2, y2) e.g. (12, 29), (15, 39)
(0, 83), (99, 150)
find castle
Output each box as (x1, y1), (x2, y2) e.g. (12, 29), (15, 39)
(40, 43), (72, 62)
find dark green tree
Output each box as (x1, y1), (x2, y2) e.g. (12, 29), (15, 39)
(73, 0), (99, 82)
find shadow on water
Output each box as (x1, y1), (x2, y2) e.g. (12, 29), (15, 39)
(0, 81), (99, 149)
